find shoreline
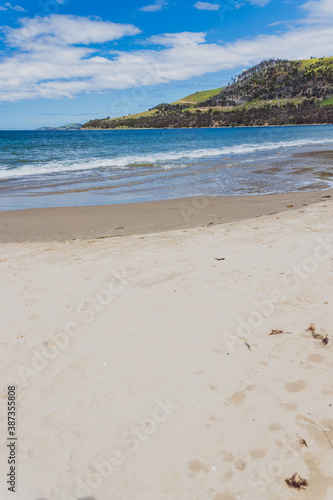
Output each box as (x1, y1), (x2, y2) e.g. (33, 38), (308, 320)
(81, 123), (333, 131)
(1, 188), (332, 243)
(2, 123), (331, 131)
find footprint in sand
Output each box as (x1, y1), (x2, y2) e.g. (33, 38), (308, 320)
(269, 422), (282, 431)
(250, 448), (267, 459)
(187, 460), (210, 474)
(234, 458), (246, 470)
(307, 353), (324, 363)
(228, 390), (246, 404)
(285, 380), (306, 393)
(214, 492), (236, 500)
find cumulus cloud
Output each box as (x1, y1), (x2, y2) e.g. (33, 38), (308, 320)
(194, 2), (221, 10)
(0, 11), (332, 102)
(5, 14), (141, 48)
(138, 0), (167, 12)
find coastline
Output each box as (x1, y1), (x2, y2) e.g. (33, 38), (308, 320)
(81, 123), (333, 131)
(1, 188), (332, 243)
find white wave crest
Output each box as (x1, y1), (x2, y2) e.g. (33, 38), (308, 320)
(1, 137), (333, 179)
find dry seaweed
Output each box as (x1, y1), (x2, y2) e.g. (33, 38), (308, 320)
(285, 473), (308, 490)
(269, 329), (290, 335)
(307, 323), (321, 339)
(307, 323), (329, 344)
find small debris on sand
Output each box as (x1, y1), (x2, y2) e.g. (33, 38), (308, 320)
(307, 323), (329, 344)
(269, 329), (290, 335)
(307, 323), (320, 338)
(285, 473), (308, 490)
(297, 435), (308, 447)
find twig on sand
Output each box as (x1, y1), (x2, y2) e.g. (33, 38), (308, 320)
(303, 417), (333, 449)
(296, 434), (308, 447)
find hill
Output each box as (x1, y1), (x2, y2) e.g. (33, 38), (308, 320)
(36, 123), (82, 131)
(82, 57), (333, 129)
(199, 57), (333, 106)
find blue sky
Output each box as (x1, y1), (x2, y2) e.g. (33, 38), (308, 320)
(0, 0), (332, 129)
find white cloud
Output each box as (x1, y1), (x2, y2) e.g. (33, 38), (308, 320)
(0, 13), (332, 103)
(194, 0), (275, 10)
(139, 0), (167, 12)
(247, 0), (272, 6)
(194, 1), (221, 10)
(0, 2), (26, 12)
(147, 32), (207, 46)
(6, 14), (141, 48)
(302, 0), (333, 22)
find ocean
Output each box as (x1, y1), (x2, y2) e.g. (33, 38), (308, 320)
(0, 125), (333, 211)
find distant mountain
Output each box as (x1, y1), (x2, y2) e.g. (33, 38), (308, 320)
(36, 123), (82, 130)
(82, 57), (333, 129)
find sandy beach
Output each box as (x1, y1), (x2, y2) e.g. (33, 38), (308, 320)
(0, 192), (333, 500)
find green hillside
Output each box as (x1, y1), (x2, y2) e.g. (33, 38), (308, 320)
(321, 96), (333, 106)
(199, 57), (333, 107)
(83, 56), (333, 129)
(173, 87), (223, 104)
(298, 56), (333, 69)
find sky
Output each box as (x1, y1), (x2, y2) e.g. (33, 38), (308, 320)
(0, 0), (332, 129)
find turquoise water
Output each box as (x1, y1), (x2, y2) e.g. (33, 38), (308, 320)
(0, 125), (333, 211)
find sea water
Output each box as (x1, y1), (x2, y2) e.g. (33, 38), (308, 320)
(0, 125), (333, 211)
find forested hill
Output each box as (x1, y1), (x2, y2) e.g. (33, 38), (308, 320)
(82, 57), (333, 129)
(200, 58), (333, 106)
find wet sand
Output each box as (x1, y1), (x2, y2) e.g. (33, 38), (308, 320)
(0, 188), (332, 242)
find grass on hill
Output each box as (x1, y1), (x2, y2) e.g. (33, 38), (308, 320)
(320, 96), (333, 106)
(298, 56), (333, 70)
(173, 87), (223, 104)
(113, 109), (159, 120)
